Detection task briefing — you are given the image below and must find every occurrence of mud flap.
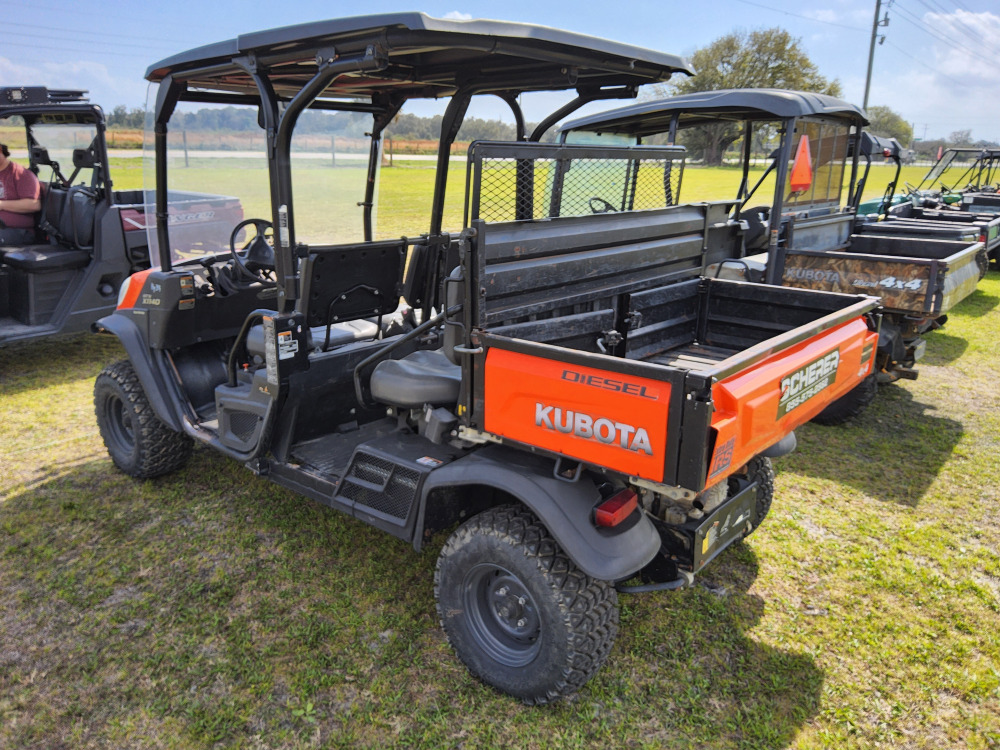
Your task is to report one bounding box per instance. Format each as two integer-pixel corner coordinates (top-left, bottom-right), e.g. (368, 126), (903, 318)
(417, 444), (661, 582)
(93, 312), (185, 432)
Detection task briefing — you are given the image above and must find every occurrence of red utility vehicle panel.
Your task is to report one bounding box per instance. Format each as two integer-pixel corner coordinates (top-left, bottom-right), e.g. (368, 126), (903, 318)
(706, 317), (879, 487)
(484, 349), (671, 482)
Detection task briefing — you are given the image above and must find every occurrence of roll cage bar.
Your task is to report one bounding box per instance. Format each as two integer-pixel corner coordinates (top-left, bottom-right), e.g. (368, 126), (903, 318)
(144, 13), (693, 313)
(915, 147), (1000, 193)
(560, 88), (869, 285)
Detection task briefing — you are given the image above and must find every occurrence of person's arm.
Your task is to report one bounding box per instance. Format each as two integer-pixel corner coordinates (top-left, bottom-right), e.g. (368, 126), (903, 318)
(0, 196), (42, 213)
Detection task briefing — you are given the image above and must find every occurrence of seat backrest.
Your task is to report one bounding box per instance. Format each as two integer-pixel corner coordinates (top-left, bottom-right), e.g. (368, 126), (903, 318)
(38, 185), (69, 241)
(297, 238), (407, 335)
(57, 186), (97, 250)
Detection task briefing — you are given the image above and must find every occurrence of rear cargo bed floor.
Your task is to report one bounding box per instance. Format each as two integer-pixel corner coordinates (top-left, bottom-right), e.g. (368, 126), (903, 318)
(646, 342), (738, 370)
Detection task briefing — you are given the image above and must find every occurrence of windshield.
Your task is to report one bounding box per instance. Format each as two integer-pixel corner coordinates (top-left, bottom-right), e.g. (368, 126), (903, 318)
(783, 118), (850, 210)
(31, 122), (101, 188)
(920, 149), (998, 191)
(291, 110), (374, 246)
(143, 93), (265, 267)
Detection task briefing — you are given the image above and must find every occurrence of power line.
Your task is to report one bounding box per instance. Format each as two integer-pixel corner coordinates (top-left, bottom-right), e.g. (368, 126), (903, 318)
(903, 0), (1000, 58)
(892, 4), (987, 59)
(6, 0), (205, 37)
(6, 27), (180, 52)
(912, 1), (1000, 60)
(0, 40), (152, 61)
(729, 0), (866, 31)
(882, 39), (967, 88)
(7, 20), (189, 47)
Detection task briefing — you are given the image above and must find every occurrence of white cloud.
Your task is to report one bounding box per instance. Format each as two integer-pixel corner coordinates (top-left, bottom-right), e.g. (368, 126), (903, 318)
(872, 9), (1000, 139)
(442, 11), (473, 21)
(806, 7), (870, 26)
(0, 56), (148, 110)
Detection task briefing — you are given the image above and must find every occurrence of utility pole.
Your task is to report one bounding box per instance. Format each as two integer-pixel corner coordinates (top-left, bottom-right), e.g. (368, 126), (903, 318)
(863, 0), (890, 110)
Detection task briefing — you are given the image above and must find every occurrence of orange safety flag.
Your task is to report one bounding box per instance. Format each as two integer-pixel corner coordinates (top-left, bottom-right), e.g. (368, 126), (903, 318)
(789, 135), (813, 193)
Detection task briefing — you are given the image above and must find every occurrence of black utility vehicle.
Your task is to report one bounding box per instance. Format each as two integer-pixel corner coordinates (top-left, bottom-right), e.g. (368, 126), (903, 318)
(0, 86), (242, 346)
(94, 16), (879, 702)
(561, 89), (984, 423)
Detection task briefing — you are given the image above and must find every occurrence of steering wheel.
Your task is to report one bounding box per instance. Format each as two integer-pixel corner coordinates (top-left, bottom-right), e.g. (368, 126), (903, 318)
(229, 218), (276, 286)
(589, 196), (618, 214)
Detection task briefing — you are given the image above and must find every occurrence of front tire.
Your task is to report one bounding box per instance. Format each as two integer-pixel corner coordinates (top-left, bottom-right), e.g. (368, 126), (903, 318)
(94, 359), (192, 478)
(435, 504), (618, 704)
(811, 373), (878, 425)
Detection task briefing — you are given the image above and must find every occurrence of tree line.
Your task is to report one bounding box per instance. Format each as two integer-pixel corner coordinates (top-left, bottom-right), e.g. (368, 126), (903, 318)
(105, 105), (533, 142)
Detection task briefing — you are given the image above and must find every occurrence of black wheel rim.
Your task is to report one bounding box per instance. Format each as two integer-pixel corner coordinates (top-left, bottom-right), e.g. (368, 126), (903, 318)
(462, 563), (541, 667)
(104, 393), (135, 455)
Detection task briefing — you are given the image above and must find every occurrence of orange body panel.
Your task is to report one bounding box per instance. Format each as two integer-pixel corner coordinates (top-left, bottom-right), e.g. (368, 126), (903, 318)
(484, 349), (671, 482)
(706, 318), (878, 487)
(117, 269), (154, 310)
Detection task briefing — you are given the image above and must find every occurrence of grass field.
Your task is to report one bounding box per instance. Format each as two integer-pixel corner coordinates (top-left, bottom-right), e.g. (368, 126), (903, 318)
(101, 155), (926, 241)
(1, 159), (999, 749)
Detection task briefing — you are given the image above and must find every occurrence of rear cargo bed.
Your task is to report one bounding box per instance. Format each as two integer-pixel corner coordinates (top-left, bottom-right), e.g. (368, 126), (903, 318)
(457, 142), (879, 492)
(780, 233), (983, 315)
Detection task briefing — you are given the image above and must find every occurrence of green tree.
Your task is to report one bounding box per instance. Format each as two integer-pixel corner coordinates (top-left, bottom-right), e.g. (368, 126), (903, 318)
(948, 129), (973, 147)
(661, 28), (842, 165)
(865, 105), (913, 146)
(107, 104), (145, 129)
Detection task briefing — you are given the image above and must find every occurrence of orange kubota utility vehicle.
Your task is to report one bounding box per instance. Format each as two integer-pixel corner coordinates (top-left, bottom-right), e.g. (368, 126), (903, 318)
(94, 14), (880, 703)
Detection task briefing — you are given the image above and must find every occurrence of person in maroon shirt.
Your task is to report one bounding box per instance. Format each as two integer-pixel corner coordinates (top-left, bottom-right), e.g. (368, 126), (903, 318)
(0, 143), (42, 245)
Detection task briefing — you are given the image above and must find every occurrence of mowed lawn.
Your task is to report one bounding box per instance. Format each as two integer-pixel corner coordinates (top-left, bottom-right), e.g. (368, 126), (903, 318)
(1, 158), (998, 749)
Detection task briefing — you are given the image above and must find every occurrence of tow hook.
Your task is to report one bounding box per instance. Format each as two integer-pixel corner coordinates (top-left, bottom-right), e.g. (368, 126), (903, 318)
(616, 570), (695, 593)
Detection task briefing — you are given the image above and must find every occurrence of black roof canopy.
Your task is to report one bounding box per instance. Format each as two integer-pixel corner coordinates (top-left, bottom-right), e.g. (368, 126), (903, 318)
(562, 88), (868, 136)
(145, 12), (693, 103)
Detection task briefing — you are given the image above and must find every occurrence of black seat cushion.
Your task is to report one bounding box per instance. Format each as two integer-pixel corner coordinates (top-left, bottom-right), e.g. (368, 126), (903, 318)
(245, 319), (380, 360)
(370, 349), (461, 408)
(3, 246), (91, 272)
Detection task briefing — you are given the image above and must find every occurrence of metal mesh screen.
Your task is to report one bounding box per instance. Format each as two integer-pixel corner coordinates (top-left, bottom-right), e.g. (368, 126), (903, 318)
(340, 453), (420, 520)
(467, 142), (685, 224)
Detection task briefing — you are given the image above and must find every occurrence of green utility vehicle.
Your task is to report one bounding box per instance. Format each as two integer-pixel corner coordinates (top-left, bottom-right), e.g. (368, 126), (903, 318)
(0, 86), (240, 346)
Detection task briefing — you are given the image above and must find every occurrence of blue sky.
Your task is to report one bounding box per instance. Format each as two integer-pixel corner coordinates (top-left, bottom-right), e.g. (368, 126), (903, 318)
(3, 0), (999, 141)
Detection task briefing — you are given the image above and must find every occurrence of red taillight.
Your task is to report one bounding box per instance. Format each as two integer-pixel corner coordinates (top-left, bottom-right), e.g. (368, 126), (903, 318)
(979, 233), (987, 243)
(594, 489), (638, 527)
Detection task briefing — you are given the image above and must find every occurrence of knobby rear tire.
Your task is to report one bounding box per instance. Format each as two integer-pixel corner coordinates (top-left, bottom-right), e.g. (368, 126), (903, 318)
(435, 504), (618, 704)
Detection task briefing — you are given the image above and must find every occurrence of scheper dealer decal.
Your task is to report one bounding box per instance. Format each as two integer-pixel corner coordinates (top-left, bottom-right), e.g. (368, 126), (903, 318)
(777, 349), (840, 417)
(484, 349), (671, 482)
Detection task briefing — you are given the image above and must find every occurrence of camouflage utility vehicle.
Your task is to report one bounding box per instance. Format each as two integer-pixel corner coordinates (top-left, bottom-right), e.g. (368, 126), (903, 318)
(562, 89), (984, 423)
